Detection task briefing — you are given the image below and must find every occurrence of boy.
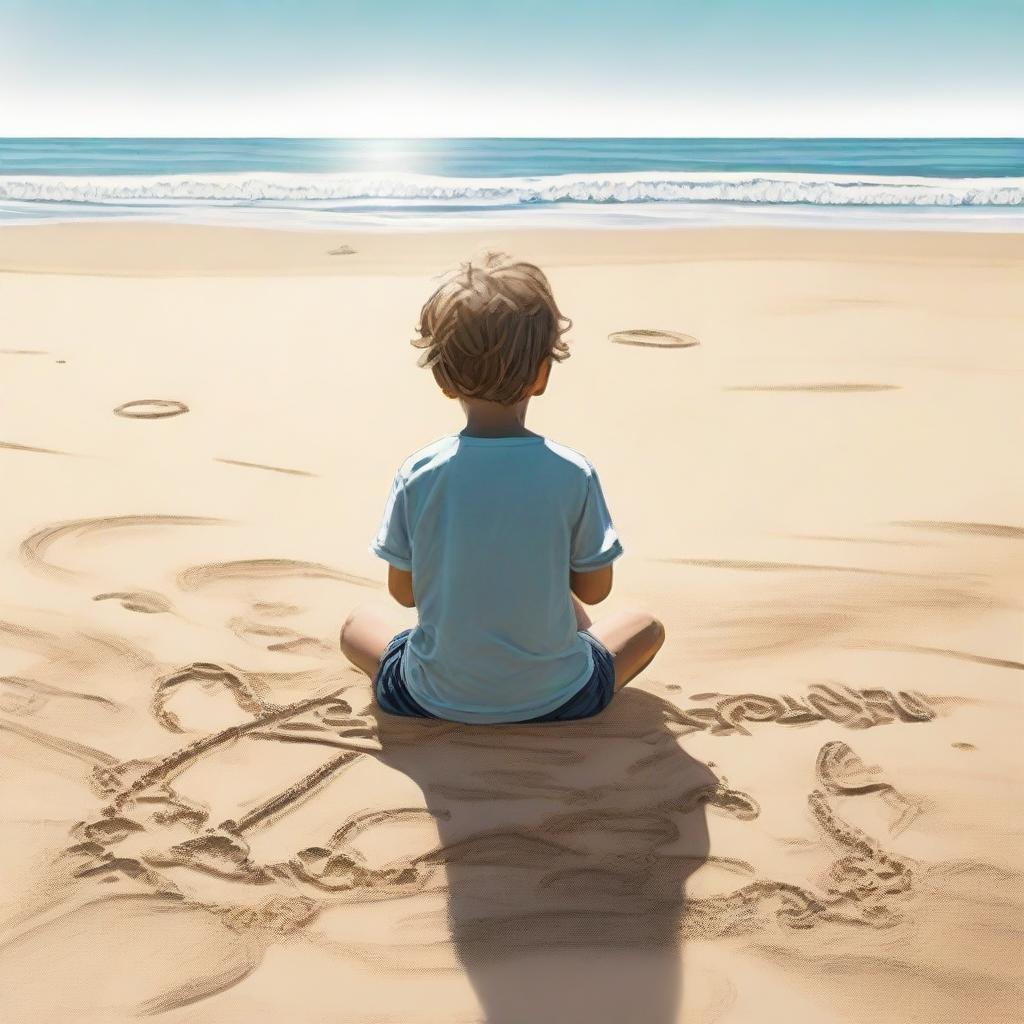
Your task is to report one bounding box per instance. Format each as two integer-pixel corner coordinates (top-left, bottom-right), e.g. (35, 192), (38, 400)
(340, 253), (665, 723)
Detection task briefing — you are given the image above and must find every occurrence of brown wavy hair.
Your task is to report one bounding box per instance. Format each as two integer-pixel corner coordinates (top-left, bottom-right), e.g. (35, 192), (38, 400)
(412, 252), (572, 405)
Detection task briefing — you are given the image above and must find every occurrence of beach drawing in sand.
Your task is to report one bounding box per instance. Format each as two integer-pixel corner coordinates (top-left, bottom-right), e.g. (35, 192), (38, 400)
(2, 2), (1023, 1022)
(2, 311), (1021, 1023)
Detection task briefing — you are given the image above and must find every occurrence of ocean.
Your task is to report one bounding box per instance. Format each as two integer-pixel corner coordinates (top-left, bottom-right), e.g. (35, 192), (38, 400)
(1, 138), (1022, 231)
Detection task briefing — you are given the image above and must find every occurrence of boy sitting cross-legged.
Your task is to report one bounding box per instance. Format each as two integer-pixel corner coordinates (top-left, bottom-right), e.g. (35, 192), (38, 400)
(340, 253), (665, 723)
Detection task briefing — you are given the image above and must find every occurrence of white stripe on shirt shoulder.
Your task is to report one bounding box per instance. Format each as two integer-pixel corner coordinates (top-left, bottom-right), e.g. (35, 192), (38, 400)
(542, 438), (595, 476)
(399, 434), (461, 480)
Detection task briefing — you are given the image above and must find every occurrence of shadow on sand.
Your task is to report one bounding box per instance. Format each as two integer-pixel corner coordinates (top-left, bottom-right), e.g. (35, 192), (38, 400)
(376, 688), (713, 1024)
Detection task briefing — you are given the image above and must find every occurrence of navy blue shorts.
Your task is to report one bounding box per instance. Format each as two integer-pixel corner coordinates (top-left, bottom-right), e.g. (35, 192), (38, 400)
(374, 629), (616, 723)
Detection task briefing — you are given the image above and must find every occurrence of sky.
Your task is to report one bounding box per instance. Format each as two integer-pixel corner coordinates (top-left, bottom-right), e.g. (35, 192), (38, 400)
(1, 0), (1022, 137)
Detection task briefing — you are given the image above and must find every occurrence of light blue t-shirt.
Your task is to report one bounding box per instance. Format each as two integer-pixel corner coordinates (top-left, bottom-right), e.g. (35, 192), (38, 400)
(370, 433), (623, 724)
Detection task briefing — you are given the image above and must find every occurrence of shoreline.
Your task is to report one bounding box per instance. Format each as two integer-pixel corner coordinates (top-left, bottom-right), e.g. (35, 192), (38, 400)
(3, 220), (1024, 276)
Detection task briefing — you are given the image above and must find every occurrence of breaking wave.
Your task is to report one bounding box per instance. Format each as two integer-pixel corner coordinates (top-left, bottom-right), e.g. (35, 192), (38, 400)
(2, 171), (1023, 208)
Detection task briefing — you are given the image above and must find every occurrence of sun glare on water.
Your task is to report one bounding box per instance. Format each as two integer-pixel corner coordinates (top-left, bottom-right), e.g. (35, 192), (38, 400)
(346, 138), (419, 174)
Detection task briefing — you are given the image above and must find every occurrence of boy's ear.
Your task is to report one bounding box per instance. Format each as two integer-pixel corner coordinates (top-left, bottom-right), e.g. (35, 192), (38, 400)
(432, 365), (460, 399)
(530, 358), (553, 397)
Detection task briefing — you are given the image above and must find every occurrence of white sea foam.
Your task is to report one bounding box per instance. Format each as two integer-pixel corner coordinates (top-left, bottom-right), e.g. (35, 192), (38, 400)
(1, 171), (1023, 207)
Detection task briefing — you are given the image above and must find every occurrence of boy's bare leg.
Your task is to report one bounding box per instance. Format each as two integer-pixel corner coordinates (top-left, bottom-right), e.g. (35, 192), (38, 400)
(345, 596), (662, 691)
(582, 609), (666, 691)
(339, 603), (409, 679)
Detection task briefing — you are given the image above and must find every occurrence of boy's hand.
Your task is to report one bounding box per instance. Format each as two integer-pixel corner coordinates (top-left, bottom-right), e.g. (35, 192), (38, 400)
(388, 566), (416, 608)
(570, 565), (613, 605)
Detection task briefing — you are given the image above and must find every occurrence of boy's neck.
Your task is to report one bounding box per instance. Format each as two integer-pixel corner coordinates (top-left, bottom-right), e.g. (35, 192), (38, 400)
(459, 396), (536, 439)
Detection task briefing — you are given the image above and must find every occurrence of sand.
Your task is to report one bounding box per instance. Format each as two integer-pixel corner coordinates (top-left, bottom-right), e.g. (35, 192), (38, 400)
(0, 222), (1021, 1023)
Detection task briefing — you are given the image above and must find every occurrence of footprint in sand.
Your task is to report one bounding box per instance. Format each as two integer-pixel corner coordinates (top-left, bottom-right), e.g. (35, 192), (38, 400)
(113, 399), (189, 419)
(327, 244), (357, 256)
(609, 329), (699, 349)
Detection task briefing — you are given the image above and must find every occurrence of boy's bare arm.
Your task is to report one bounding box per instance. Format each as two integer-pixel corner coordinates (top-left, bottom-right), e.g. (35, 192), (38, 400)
(388, 566), (416, 607)
(570, 565), (613, 605)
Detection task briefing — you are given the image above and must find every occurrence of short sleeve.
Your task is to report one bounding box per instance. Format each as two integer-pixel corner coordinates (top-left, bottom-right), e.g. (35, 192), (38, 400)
(570, 469), (624, 572)
(370, 471), (413, 571)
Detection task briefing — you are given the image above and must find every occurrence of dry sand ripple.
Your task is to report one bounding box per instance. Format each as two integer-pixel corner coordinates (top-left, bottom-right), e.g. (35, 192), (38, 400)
(725, 383), (899, 393)
(0, 439), (71, 456)
(177, 557), (380, 591)
(93, 590), (174, 614)
(893, 519), (1024, 541)
(215, 457), (317, 477)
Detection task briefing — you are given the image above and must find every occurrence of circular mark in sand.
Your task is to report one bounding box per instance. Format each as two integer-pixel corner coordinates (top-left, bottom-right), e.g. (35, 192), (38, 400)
(153, 661), (265, 732)
(609, 329), (699, 349)
(114, 399), (189, 419)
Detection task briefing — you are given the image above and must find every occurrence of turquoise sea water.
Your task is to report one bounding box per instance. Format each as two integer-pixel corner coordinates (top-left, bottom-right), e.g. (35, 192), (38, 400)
(1, 138), (1022, 230)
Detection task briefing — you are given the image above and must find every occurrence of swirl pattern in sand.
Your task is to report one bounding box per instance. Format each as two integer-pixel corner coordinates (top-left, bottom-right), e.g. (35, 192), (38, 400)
(1, 508), (1016, 1022)
(19, 514), (222, 578)
(664, 684), (936, 736)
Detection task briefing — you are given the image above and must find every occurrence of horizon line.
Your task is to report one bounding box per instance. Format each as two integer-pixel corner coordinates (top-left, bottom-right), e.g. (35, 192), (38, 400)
(2, 134), (1022, 141)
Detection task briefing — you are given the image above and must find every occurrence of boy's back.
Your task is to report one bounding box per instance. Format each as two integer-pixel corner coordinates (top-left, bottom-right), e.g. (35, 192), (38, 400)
(372, 432), (622, 723)
(340, 251), (665, 725)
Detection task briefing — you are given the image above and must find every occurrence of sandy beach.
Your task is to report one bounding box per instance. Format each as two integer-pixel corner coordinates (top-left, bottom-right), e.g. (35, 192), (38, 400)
(0, 222), (1021, 1023)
